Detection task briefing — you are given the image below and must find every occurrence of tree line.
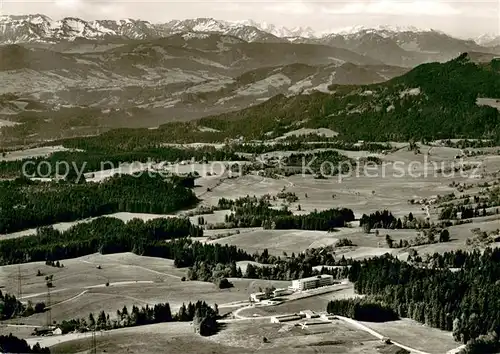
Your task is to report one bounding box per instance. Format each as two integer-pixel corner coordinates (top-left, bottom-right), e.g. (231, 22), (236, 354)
(0, 145), (243, 179)
(326, 298), (399, 322)
(187, 246), (352, 284)
(360, 210), (430, 232)
(283, 150), (352, 176)
(56, 301), (218, 337)
(0, 217), (252, 268)
(0, 173), (199, 234)
(264, 208), (355, 231)
(219, 195), (355, 231)
(0, 216), (204, 265)
(227, 140), (391, 155)
(341, 248), (500, 350)
(0, 335), (49, 354)
(0, 290), (46, 320)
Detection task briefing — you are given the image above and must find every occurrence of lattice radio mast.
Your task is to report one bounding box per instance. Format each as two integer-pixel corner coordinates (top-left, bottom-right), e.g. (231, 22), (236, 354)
(90, 325), (97, 354)
(14, 266), (23, 317)
(46, 286), (52, 329)
(17, 266), (22, 301)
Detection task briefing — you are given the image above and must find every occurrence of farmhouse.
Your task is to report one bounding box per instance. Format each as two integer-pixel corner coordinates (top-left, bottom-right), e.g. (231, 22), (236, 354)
(290, 275), (334, 291)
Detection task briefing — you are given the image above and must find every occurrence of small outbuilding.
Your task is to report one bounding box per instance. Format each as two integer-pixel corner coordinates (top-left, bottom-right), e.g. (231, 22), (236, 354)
(250, 292), (267, 302)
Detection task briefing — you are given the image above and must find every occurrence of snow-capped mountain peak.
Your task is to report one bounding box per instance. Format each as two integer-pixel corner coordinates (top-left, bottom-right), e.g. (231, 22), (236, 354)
(475, 33), (500, 47)
(326, 24), (437, 38)
(229, 19), (318, 38)
(160, 17), (284, 42)
(0, 14), (494, 49)
(0, 14), (161, 43)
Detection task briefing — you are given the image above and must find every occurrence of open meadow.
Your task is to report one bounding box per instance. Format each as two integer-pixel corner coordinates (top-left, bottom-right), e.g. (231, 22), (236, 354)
(0, 253), (298, 328)
(0, 141), (498, 354)
(359, 319), (459, 354)
(49, 319), (401, 354)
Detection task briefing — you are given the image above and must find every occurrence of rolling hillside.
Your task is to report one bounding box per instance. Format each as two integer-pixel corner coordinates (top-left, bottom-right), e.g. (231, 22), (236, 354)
(0, 35), (406, 144)
(192, 54), (500, 141)
(43, 54), (500, 151)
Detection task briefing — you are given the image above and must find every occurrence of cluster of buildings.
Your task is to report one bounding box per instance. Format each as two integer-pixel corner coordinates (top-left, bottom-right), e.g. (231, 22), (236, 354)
(249, 287), (292, 302)
(250, 275), (335, 303)
(270, 311), (337, 324)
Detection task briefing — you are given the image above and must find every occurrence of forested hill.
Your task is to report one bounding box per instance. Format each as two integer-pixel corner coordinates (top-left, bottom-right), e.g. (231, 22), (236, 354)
(44, 53), (500, 148)
(196, 53), (500, 142)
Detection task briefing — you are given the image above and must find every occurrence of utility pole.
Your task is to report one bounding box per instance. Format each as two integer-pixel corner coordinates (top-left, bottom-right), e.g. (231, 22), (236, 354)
(46, 286), (52, 329)
(17, 266), (22, 301)
(90, 325), (97, 354)
(14, 266), (23, 317)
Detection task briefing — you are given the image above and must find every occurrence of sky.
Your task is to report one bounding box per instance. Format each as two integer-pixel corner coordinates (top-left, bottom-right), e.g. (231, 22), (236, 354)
(1, 0), (499, 38)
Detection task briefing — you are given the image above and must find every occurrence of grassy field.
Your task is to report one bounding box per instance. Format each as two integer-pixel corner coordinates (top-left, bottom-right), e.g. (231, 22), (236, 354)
(50, 320), (399, 354)
(209, 215), (500, 261)
(196, 145), (500, 223)
(0, 146), (71, 161)
(360, 319), (459, 354)
(209, 227), (409, 259)
(209, 320), (395, 354)
(2, 253), (283, 327)
(209, 229), (340, 255)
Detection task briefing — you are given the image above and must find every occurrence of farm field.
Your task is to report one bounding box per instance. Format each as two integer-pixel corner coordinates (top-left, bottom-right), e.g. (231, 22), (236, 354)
(48, 320), (398, 354)
(208, 319), (404, 354)
(0, 146), (73, 161)
(208, 220), (500, 260)
(360, 319), (459, 354)
(0, 253), (197, 325)
(209, 229), (341, 255)
(196, 167), (454, 221)
(48, 320), (401, 354)
(0, 140), (498, 353)
(0, 253), (296, 328)
(196, 144), (500, 221)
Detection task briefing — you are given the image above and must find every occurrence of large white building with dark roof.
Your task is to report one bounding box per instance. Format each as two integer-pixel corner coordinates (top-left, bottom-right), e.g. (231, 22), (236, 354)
(290, 275), (334, 291)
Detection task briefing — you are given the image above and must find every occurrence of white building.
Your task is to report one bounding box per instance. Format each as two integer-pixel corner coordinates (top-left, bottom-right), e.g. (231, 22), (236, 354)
(291, 275), (334, 291)
(273, 288), (291, 297)
(299, 310), (319, 319)
(250, 292), (267, 302)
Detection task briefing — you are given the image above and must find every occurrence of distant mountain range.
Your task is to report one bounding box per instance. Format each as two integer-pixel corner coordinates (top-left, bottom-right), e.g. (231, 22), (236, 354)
(0, 14), (497, 47)
(0, 31), (408, 143)
(1, 14), (498, 69)
(0, 14), (499, 145)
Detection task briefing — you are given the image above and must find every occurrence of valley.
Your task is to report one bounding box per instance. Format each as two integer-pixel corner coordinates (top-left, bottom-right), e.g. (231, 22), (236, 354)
(0, 134), (499, 354)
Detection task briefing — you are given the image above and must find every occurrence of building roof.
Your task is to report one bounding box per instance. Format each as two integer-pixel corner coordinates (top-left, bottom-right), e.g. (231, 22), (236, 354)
(300, 310), (315, 315)
(294, 274), (333, 282)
